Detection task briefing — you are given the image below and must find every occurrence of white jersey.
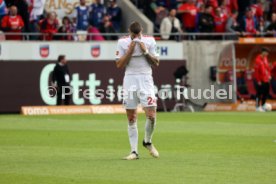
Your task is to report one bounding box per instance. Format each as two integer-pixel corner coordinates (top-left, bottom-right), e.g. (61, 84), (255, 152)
(115, 35), (159, 75)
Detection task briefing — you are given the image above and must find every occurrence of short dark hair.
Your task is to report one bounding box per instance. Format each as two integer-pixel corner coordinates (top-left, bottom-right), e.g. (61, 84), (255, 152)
(62, 16), (71, 24)
(261, 47), (270, 53)
(129, 21), (142, 34)
(169, 8), (176, 12)
(58, 55), (65, 62)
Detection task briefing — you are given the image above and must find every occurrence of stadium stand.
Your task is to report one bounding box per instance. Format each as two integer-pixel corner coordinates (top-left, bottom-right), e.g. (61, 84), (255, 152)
(0, 0), (275, 40)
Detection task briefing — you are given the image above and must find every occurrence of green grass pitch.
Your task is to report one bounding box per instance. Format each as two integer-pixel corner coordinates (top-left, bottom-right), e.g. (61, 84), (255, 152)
(0, 112), (276, 184)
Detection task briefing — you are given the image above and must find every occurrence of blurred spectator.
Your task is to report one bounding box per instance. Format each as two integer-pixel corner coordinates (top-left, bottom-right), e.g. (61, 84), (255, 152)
(177, 0), (198, 32)
(26, 0), (45, 22)
(220, 0), (231, 17)
(57, 16), (76, 41)
(148, 0), (167, 32)
(198, 5), (215, 33)
(225, 0), (238, 12)
(87, 25), (104, 41)
(1, 6), (24, 40)
(26, 0), (45, 40)
(266, 13), (276, 36)
(207, 0), (219, 9)
(251, 0), (263, 21)
(98, 15), (117, 40)
(90, 0), (106, 28)
(214, 7), (227, 33)
(39, 12), (59, 40)
(160, 8), (182, 40)
(5, 0), (29, 32)
(225, 10), (240, 34)
(195, 3), (205, 31)
(240, 8), (258, 36)
(107, 0), (122, 33)
(75, 0), (90, 31)
(0, 0), (8, 23)
(195, 0), (205, 9)
(258, 18), (266, 36)
(237, 0), (252, 22)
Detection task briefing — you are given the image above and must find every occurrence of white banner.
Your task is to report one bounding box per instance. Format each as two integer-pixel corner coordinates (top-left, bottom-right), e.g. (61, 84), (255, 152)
(0, 41), (183, 61)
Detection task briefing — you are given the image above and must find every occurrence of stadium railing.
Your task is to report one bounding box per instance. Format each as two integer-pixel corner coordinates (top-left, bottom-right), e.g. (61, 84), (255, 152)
(0, 32), (274, 41)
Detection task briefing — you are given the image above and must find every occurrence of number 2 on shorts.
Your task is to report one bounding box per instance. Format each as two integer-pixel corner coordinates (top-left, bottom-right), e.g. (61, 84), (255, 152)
(147, 97), (154, 105)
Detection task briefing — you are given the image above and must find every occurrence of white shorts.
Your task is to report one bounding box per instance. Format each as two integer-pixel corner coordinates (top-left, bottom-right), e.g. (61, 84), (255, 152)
(123, 74), (157, 109)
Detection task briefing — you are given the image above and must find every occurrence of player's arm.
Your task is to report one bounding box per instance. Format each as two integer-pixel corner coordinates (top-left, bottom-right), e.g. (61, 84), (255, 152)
(144, 51), (160, 67)
(139, 42), (160, 67)
(116, 41), (136, 69)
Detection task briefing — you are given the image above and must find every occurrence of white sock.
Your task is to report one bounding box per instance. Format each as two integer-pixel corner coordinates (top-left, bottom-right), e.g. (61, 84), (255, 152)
(144, 117), (156, 143)
(128, 122), (138, 153)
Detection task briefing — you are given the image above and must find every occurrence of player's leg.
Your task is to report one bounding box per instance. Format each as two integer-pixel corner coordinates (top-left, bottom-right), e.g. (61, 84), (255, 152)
(143, 106), (159, 158)
(144, 106), (156, 144)
(139, 75), (159, 158)
(123, 109), (139, 160)
(123, 75), (139, 160)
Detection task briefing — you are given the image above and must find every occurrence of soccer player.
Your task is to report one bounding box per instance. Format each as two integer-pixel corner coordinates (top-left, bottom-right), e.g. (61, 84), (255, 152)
(115, 21), (160, 160)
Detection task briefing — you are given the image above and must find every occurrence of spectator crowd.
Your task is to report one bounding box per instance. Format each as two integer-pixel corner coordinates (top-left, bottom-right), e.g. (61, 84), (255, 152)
(134, 0), (276, 40)
(1, 0), (276, 40)
(0, 0), (122, 41)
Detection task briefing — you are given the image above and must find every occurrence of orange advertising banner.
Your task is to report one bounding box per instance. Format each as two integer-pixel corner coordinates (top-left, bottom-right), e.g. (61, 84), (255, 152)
(204, 100), (276, 112)
(21, 105), (144, 115)
(239, 38), (276, 44)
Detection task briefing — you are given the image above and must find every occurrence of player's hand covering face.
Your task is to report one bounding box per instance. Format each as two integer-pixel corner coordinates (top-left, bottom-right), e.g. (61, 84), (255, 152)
(138, 42), (147, 53)
(128, 41), (136, 54)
